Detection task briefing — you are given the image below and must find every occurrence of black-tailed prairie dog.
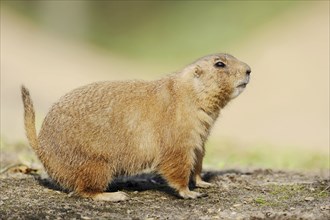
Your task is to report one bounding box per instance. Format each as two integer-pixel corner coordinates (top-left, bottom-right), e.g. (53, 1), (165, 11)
(21, 53), (251, 201)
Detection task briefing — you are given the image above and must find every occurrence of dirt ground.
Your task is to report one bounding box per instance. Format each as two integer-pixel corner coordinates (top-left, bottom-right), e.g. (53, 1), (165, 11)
(0, 166), (329, 220)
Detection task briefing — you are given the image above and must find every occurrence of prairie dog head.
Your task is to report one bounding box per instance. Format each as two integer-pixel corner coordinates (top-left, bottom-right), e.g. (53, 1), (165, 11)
(181, 53), (251, 100)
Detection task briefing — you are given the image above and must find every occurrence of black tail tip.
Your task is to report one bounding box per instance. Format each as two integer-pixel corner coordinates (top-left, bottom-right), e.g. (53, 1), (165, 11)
(21, 85), (30, 96)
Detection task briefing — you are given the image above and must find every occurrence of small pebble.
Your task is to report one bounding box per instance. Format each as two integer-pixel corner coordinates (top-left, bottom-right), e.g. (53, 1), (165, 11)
(320, 205), (330, 211)
(68, 192), (75, 197)
(304, 197), (315, 201)
(246, 198), (254, 203)
(309, 187), (315, 192)
(265, 212), (273, 217)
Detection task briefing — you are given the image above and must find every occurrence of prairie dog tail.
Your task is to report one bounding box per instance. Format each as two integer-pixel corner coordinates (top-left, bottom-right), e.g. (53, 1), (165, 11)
(21, 85), (40, 154)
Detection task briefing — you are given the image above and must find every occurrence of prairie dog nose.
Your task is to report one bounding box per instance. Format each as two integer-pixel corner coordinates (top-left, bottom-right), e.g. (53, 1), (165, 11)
(246, 69), (251, 76)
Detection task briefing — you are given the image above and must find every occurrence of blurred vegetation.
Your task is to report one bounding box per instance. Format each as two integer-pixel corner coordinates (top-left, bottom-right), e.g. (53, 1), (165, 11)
(1, 137), (328, 171)
(3, 0), (300, 64)
(0, 138), (39, 169)
(204, 139), (329, 171)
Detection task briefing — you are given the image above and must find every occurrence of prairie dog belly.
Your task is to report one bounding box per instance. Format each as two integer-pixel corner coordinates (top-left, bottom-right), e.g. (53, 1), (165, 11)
(38, 81), (172, 176)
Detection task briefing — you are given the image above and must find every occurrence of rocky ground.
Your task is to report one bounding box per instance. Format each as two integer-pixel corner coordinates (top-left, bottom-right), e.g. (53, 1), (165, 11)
(0, 166), (329, 220)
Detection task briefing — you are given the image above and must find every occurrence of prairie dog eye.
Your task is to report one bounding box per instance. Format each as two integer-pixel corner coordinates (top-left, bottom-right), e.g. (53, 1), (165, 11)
(214, 61), (226, 68)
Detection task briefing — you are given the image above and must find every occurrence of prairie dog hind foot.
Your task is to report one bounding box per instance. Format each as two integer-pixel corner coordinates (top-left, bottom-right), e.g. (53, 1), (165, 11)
(91, 192), (129, 202)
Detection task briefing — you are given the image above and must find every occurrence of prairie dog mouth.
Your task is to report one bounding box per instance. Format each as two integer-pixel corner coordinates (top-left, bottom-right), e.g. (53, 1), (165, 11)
(237, 75), (250, 89)
(237, 82), (248, 89)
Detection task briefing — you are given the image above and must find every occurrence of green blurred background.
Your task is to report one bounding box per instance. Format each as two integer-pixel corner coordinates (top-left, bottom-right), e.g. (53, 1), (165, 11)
(3, 0), (298, 63)
(1, 1), (329, 171)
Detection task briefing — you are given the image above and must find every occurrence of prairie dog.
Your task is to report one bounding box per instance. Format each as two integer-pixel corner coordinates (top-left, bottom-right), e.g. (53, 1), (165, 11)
(21, 53), (251, 201)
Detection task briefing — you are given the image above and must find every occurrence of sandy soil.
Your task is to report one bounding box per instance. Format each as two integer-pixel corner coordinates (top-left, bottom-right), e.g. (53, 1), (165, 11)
(0, 166), (329, 220)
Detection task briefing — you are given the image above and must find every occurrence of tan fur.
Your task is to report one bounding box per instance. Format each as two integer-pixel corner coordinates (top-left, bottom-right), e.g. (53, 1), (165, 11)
(21, 53), (251, 201)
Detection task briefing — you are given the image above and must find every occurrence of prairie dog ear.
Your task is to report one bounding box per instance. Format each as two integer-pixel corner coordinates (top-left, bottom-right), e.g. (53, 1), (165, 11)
(181, 64), (203, 79)
(193, 65), (203, 78)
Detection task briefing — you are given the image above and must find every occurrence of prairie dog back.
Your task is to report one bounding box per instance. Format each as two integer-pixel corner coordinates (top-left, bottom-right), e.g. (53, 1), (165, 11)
(22, 53), (251, 201)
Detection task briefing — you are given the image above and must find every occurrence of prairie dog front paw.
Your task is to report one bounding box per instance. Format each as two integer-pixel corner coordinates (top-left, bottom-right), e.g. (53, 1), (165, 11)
(196, 179), (214, 188)
(179, 189), (206, 199)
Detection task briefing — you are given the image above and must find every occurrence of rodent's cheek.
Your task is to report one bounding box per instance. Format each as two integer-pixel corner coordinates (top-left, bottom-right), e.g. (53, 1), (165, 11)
(230, 88), (243, 99)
